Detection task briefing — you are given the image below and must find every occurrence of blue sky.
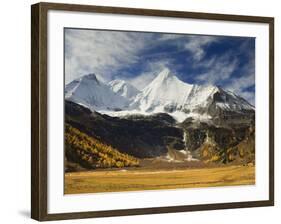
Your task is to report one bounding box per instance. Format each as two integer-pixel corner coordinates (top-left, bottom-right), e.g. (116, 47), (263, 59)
(65, 28), (255, 105)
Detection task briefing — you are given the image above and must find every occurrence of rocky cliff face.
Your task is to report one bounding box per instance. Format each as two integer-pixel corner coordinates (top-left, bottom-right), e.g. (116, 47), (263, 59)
(65, 100), (255, 165)
(180, 116), (255, 164)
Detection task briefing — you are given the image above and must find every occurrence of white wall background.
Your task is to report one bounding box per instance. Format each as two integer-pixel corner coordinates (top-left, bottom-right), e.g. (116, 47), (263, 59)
(0, 0), (279, 223)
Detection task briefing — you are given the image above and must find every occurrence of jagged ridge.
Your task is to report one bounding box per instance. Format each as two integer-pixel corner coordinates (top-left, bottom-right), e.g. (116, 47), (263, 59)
(65, 68), (254, 122)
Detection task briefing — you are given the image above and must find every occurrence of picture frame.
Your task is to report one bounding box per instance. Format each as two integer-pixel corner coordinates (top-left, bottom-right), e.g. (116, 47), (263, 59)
(31, 2), (274, 221)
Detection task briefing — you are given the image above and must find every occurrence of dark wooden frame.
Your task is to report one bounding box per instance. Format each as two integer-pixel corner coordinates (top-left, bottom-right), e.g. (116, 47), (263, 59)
(31, 2), (274, 221)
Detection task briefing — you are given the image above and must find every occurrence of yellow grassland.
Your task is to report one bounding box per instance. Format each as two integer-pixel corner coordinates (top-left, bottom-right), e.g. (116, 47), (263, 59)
(65, 165), (255, 194)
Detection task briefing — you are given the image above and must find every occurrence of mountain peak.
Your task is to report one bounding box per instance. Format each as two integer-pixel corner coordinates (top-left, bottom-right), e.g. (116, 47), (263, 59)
(156, 68), (173, 80)
(83, 73), (99, 83)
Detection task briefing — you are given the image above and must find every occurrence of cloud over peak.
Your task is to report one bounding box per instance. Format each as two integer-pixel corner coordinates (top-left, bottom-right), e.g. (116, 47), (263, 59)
(65, 28), (255, 104)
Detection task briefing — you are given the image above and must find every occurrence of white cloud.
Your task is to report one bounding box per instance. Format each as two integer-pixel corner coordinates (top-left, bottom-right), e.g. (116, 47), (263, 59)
(194, 50), (255, 105)
(225, 56), (255, 105)
(158, 34), (219, 62)
(65, 29), (255, 104)
(226, 73), (255, 105)
(65, 29), (153, 84)
(226, 74), (255, 93)
(195, 54), (238, 84)
(65, 30), (220, 85)
(157, 33), (183, 41)
(184, 36), (218, 61)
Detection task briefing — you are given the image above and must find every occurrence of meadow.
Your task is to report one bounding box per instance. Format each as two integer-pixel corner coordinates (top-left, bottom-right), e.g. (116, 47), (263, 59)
(65, 165), (255, 194)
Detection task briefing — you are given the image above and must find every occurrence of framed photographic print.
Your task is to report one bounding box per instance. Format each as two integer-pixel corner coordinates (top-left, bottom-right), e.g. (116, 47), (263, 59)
(31, 2), (274, 221)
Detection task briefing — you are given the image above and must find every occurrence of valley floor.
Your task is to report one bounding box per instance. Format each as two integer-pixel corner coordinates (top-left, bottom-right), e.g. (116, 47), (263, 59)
(64, 165), (255, 194)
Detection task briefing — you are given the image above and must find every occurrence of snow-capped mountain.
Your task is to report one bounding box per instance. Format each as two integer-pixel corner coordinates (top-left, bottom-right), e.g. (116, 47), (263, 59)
(65, 69), (254, 122)
(65, 73), (129, 110)
(130, 68), (254, 115)
(108, 79), (140, 99)
(130, 68), (193, 112)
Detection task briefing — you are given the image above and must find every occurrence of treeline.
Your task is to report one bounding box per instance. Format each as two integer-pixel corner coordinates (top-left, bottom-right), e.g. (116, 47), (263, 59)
(65, 124), (139, 171)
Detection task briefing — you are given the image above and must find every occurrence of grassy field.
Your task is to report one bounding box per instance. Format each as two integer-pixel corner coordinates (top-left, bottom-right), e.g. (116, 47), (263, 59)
(64, 165), (255, 194)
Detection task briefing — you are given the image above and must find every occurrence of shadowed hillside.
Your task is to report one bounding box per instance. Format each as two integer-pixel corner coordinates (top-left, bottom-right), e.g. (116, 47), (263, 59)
(65, 124), (139, 172)
(65, 100), (185, 158)
(65, 100), (255, 165)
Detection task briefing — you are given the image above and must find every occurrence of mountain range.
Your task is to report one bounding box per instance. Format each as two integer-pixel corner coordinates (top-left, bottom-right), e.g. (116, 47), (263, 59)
(65, 68), (254, 122)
